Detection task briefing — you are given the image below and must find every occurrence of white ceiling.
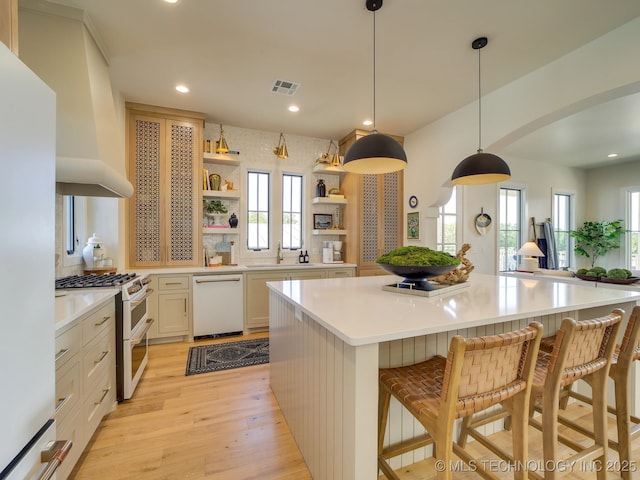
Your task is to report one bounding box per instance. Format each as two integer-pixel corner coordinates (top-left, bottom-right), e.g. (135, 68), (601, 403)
(37, 0), (640, 168)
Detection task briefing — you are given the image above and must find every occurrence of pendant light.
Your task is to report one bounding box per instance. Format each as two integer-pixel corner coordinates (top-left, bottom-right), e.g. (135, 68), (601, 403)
(451, 37), (510, 185)
(215, 124), (229, 154)
(342, 0), (407, 175)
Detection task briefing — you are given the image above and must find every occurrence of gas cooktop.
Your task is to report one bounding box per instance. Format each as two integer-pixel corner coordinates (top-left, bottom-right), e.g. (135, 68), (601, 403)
(55, 273), (138, 289)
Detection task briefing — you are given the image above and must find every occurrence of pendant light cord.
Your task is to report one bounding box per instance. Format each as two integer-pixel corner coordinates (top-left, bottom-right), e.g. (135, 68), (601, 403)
(372, 9), (377, 132)
(477, 45), (482, 151)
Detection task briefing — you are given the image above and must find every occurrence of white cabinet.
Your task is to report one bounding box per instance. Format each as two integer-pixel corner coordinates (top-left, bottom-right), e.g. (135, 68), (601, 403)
(147, 274), (192, 342)
(54, 297), (116, 480)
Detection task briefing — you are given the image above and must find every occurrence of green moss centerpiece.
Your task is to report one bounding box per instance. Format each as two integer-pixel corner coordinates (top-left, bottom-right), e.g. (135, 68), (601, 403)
(376, 246), (461, 289)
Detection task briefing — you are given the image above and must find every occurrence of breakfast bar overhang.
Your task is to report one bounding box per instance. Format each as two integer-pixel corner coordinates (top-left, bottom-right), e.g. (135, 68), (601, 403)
(267, 273), (640, 480)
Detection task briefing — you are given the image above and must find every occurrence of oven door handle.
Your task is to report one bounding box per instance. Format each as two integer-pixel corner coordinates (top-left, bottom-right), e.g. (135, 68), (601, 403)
(130, 318), (154, 346)
(129, 288), (154, 308)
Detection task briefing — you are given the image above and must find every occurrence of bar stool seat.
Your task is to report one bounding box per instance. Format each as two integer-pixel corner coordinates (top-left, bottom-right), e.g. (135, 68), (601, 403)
(378, 322), (543, 480)
(458, 309), (624, 480)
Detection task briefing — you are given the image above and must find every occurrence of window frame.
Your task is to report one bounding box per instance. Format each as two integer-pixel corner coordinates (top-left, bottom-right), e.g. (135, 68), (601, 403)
(436, 186), (459, 255)
(551, 189), (575, 269)
(61, 195), (86, 267)
(623, 187), (640, 273)
(246, 170), (271, 251)
(282, 173), (303, 250)
(498, 186), (525, 272)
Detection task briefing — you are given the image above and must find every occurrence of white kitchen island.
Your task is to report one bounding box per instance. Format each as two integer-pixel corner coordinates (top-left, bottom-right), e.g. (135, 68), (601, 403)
(267, 273), (640, 480)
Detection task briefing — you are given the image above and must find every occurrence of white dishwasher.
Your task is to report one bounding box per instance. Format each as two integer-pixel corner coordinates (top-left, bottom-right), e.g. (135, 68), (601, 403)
(192, 274), (244, 338)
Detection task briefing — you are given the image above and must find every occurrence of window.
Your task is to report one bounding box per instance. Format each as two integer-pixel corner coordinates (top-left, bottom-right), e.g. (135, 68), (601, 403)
(498, 187), (523, 271)
(552, 192), (574, 269)
(436, 186), (457, 255)
(626, 189), (640, 271)
(247, 171), (270, 250)
(282, 174), (302, 249)
(65, 196), (77, 254)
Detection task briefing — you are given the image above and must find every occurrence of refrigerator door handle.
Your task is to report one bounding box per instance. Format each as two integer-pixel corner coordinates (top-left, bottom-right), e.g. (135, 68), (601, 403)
(39, 440), (73, 480)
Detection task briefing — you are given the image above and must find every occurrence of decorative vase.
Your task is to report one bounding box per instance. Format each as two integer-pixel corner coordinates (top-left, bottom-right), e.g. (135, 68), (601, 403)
(229, 213), (238, 228)
(316, 179), (326, 197)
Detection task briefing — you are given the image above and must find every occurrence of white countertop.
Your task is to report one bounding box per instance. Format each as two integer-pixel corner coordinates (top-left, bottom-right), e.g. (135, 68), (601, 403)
(126, 263), (356, 276)
(55, 289), (118, 331)
(267, 273), (640, 346)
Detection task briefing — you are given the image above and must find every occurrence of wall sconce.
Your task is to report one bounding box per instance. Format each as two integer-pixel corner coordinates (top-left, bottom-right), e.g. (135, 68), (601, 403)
(216, 125), (229, 154)
(273, 133), (289, 159)
(316, 140), (339, 165)
(517, 241), (545, 272)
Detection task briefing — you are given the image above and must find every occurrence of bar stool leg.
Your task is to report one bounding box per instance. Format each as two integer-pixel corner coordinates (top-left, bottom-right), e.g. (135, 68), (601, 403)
(591, 370), (609, 480)
(541, 387), (560, 480)
(613, 371), (633, 480)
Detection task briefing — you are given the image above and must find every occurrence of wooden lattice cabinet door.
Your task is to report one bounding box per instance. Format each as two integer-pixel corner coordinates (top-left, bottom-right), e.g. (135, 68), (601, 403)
(126, 104), (204, 268)
(339, 130), (404, 276)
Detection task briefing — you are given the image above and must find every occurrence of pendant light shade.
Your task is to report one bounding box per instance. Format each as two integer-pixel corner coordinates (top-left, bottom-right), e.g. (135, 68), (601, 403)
(343, 0), (407, 175)
(343, 131), (407, 174)
(451, 37), (510, 185)
(451, 150), (511, 185)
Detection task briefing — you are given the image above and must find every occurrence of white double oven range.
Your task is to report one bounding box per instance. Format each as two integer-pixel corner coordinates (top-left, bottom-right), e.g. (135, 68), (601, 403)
(55, 273), (154, 401)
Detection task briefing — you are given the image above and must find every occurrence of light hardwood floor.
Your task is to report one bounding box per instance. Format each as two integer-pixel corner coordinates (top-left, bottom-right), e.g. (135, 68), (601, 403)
(70, 335), (639, 480)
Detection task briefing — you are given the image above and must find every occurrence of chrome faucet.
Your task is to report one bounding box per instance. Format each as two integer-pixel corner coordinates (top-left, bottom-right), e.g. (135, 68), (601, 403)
(277, 242), (283, 264)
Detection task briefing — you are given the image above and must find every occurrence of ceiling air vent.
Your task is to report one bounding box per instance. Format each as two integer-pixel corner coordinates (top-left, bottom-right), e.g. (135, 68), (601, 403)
(271, 80), (299, 96)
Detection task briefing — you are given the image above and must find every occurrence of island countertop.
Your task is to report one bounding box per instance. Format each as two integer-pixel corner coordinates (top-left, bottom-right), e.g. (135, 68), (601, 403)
(267, 273), (640, 346)
(268, 272), (640, 479)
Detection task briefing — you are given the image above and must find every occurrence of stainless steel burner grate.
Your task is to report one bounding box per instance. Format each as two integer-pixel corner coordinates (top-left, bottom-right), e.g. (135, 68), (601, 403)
(55, 273), (137, 289)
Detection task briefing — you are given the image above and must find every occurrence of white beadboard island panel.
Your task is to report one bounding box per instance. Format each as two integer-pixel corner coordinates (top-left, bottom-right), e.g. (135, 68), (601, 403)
(268, 274), (640, 479)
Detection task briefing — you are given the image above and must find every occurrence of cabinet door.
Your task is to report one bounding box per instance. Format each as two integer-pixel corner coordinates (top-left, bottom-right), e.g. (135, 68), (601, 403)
(128, 113), (164, 267)
(244, 272), (288, 330)
(164, 119), (201, 267)
(158, 293), (190, 335)
(127, 107), (202, 267)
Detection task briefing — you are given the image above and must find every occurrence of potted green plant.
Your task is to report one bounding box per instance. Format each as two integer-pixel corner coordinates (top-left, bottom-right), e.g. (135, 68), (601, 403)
(569, 220), (626, 268)
(204, 200), (228, 215)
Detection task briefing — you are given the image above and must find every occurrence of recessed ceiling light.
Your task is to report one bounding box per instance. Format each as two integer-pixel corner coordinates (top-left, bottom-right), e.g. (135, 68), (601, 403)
(362, 119), (373, 126)
(165, 0), (178, 4)
(288, 105), (299, 112)
(607, 153), (619, 158)
(175, 85), (189, 93)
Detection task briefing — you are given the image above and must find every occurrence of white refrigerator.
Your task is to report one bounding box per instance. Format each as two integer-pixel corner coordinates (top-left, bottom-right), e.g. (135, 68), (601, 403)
(0, 42), (61, 478)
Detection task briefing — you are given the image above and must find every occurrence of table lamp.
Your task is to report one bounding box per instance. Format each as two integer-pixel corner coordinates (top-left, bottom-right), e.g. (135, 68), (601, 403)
(517, 241), (545, 272)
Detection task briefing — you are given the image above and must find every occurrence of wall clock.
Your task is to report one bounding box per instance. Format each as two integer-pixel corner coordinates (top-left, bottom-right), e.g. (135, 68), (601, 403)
(408, 195), (418, 209)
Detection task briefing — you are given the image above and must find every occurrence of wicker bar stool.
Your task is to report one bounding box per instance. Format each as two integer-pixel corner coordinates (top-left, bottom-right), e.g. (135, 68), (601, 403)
(458, 309), (623, 480)
(538, 306), (640, 480)
(378, 322), (543, 480)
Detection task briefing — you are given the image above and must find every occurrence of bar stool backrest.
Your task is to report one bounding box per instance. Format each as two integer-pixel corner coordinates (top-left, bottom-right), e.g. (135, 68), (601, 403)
(545, 309), (624, 390)
(441, 323), (542, 419)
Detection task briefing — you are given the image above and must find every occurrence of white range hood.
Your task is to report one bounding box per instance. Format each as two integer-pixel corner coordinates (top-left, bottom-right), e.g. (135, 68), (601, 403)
(56, 156), (134, 198)
(20, 1), (133, 198)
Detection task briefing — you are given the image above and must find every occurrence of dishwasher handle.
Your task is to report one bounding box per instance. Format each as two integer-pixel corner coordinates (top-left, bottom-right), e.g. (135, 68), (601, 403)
(195, 277), (241, 284)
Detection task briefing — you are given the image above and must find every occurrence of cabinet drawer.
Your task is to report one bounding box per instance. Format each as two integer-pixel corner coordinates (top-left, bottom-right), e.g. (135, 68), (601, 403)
(55, 323), (80, 370)
(55, 408), (83, 480)
(82, 329), (114, 392)
(158, 276), (189, 290)
(55, 358), (80, 423)
(85, 377), (115, 437)
(82, 301), (115, 347)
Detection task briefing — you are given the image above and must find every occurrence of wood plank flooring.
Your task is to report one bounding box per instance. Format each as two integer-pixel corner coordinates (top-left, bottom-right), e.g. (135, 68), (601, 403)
(69, 334), (311, 480)
(70, 335), (639, 479)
